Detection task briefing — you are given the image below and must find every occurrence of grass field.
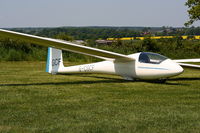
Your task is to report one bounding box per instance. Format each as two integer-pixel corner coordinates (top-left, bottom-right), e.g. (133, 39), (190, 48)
(0, 61), (200, 133)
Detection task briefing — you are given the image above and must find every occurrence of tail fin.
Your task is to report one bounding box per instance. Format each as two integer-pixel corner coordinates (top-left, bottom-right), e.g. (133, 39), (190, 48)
(46, 47), (64, 74)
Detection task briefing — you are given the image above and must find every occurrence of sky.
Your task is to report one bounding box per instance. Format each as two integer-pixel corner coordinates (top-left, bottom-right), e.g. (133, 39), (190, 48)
(0, 0), (199, 28)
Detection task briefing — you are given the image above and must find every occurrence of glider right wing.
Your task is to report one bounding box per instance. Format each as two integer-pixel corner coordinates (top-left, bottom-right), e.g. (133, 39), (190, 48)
(0, 29), (134, 62)
(173, 59), (200, 69)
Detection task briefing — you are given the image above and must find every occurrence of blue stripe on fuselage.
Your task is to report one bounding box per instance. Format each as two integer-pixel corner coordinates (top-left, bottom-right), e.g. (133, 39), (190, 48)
(138, 66), (168, 70)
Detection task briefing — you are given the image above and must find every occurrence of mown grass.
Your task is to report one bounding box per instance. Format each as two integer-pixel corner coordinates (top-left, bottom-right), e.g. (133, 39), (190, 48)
(0, 61), (200, 133)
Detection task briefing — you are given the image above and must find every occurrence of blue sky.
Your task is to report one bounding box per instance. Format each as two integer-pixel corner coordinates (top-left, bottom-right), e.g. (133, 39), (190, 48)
(0, 0), (199, 28)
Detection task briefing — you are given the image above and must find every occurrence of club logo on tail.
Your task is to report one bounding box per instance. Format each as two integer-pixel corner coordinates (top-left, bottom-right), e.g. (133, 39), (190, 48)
(52, 58), (61, 66)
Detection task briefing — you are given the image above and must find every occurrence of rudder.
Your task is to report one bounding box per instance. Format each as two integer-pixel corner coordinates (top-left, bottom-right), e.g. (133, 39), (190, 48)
(46, 47), (64, 74)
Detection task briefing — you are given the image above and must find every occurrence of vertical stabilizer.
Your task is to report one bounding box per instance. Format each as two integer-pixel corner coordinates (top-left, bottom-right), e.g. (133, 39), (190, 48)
(46, 47), (64, 74)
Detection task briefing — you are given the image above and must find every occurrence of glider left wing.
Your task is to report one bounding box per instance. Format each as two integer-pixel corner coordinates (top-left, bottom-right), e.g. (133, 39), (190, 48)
(0, 29), (134, 62)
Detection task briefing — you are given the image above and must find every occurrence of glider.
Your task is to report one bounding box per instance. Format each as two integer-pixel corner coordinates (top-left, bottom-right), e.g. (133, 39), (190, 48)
(0, 29), (199, 81)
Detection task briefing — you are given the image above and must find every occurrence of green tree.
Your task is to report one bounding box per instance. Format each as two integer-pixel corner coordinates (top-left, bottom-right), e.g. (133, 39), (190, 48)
(54, 32), (74, 41)
(185, 0), (200, 26)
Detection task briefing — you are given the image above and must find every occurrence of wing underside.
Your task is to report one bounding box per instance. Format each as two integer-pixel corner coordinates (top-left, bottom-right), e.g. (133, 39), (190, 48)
(0, 29), (134, 62)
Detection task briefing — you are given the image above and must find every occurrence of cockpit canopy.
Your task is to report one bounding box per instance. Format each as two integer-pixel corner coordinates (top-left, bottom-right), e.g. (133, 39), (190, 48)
(139, 52), (168, 64)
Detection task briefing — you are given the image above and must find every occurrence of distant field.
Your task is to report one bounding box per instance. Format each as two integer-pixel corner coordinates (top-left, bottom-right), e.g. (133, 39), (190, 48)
(0, 62), (200, 133)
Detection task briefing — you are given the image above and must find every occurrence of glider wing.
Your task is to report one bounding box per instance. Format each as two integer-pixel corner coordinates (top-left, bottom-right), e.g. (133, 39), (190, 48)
(0, 29), (134, 62)
(173, 59), (200, 69)
(173, 59), (200, 63)
(178, 63), (200, 69)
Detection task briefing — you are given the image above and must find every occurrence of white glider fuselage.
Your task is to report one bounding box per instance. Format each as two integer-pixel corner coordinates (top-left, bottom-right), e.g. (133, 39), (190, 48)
(57, 52), (184, 80)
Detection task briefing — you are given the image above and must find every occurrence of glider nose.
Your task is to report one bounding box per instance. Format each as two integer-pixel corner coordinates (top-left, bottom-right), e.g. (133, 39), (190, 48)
(164, 59), (184, 76)
(175, 64), (184, 75)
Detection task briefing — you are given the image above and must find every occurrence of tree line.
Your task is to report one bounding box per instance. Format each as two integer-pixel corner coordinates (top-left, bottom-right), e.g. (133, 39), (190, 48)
(10, 26), (200, 40)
